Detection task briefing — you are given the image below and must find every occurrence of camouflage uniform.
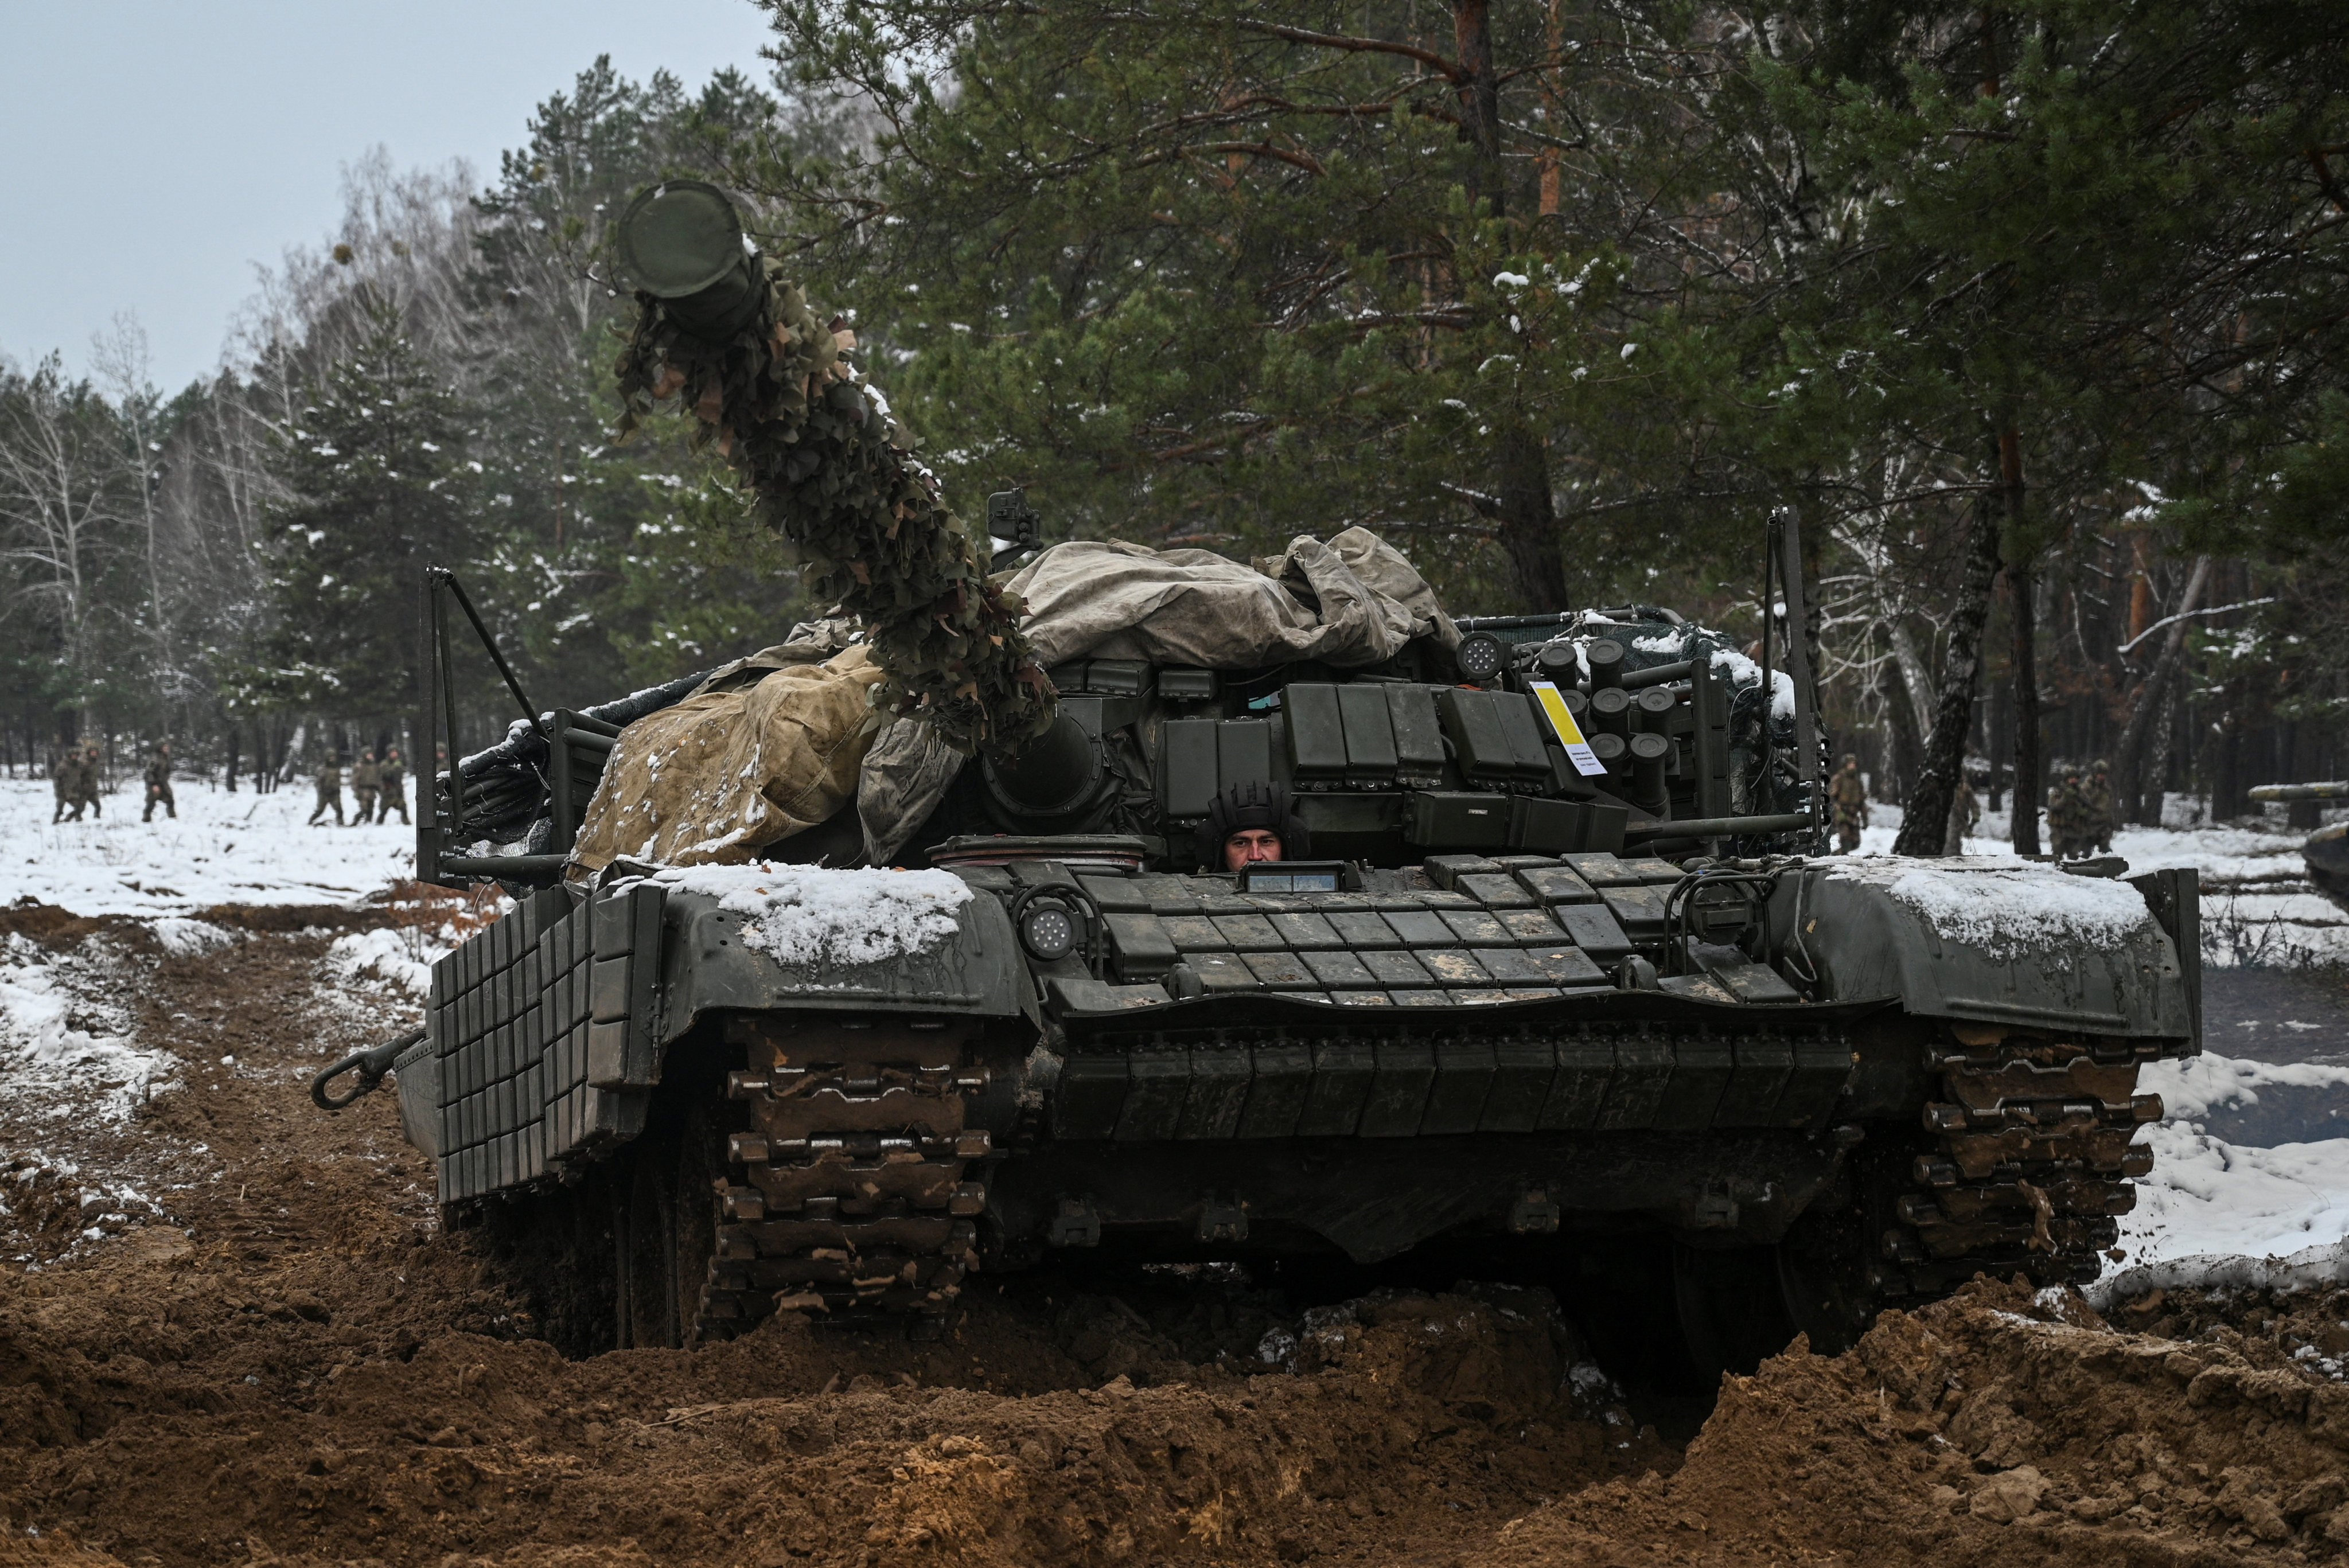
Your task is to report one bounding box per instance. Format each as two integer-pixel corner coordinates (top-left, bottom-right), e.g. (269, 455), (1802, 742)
(2047, 768), (2085, 859)
(76, 747), (103, 820)
(350, 752), (382, 826)
(50, 751), (74, 822)
(142, 746), (176, 821)
(2082, 761), (2116, 854)
(377, 750), (410, 825)
(308, 759), (345, 826)
(1944, 775), (1980, 856)
(1828, 756), (1868, 853)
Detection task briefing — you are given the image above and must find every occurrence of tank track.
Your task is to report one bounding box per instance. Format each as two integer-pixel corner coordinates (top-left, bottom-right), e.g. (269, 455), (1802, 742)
(692, 1017), (989, 1339)
(1886, 1029), (2165, 1291)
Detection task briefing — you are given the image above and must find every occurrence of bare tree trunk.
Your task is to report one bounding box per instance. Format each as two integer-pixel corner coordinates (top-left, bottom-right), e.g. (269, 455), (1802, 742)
(92, 317), (173, 703)
(1452, 0), (1503, 216)
(2147, 679), (2184, 828)
(1892, 496), (2003, 857)
(1446, 0), (1562, 611)
(2113, 555), (2211, 823)
(1996, 426), (2043, 855)
(1495, 426), (1567, 609)
(1887, 621), (1939, 743)
(2011, 563), (2043, 854)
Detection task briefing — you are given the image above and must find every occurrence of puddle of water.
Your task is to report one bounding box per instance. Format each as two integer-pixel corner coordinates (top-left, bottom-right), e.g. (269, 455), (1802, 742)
(2187, 968), (2349, 1144)
(2204, 968), (2349, 1068)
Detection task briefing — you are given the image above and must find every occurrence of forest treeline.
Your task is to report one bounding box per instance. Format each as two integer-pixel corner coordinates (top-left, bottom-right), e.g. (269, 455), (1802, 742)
(3, 1), (2346, 848)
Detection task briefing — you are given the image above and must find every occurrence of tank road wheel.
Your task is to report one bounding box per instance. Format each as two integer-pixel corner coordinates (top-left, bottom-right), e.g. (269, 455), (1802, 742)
(1773, 1141), (1919, 1356)
(672, 1105), (724, 1347)
(689, 1017), (991, 1340)
(610, 1110), (726, 1351)
(620, 1141), (681, 1349)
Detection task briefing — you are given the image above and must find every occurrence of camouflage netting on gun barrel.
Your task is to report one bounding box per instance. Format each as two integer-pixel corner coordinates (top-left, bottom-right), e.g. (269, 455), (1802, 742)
(613, 260), (1055, 755)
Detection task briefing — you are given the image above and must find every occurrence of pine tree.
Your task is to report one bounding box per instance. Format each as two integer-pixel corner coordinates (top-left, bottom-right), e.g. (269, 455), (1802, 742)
(248, 296), (472, 716)
(751, 1), (1725, 613)
(462, 58), (807, 694)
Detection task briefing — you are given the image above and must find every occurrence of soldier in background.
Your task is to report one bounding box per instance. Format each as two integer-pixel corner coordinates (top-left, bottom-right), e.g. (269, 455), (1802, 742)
(76, 744), (104, 819)
(350, 750), (382, 825)
(1829, 754), (1868, 853)
(142, 741), (177, 821)
(50, 747), (75, 822)
(2084, 758), (2117, 853)
(2047, 763), (2085, 859)
(308, 755), (345, 826)
(377, 747), (410, 825)
(1944, 770), (1980, 856)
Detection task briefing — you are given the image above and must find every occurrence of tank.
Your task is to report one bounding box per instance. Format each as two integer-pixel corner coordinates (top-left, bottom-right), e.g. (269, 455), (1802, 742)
(2247, 782), (2349, 904)
(316, 588), (2199, 1365)
(307, 182), (2199, 1367)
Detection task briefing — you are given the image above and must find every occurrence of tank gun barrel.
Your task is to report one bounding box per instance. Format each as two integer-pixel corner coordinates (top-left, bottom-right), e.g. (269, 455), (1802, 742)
(612, 180), (1055, 755)
(2248, 782), (2349, 802)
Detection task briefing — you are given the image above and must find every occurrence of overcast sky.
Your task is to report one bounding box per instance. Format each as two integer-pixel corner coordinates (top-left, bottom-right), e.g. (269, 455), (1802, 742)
(0, 1), (780, 393)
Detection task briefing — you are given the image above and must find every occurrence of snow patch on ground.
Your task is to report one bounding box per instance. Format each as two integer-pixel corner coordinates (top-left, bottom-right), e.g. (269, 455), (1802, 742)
(652, 862), (973, 966)
(2102, 1051), (2349, 1284)
(2116, 1120), (2349, 1275)
(0, 934), (174, 1122)
(0, 776), (415, 915)
(152, 917), (238, 958)
(322, 926), (447, 1000)
(2142, 1051), (2349, 1122)
(2090, 1235), (2349, 1308)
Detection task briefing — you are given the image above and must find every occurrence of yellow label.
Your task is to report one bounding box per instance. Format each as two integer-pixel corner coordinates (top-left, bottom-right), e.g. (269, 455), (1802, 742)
(1528, 680), (1609, 778)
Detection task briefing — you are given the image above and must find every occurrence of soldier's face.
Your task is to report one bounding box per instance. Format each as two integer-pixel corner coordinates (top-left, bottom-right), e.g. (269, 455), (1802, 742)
(1224, 829), (1283, 872)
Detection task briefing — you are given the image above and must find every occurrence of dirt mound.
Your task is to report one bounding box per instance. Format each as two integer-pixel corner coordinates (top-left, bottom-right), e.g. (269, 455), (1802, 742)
(1470, 1276), (2349, 1565)
(1, 1248), (1629, 1565)
(6, 917), (2348, 1566)
(0, 901), (155, 952)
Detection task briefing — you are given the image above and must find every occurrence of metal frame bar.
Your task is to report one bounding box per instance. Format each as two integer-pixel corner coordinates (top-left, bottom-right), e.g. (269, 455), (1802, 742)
(430, 567), (545, 740)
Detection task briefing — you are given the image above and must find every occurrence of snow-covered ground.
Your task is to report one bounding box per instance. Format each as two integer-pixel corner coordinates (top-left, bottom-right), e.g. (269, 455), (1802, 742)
(0, 771), (458, 1265)
(2124, 1053), (2349, 1272)
(0, 929), (177, 1123)
(0, 774), (416, 915)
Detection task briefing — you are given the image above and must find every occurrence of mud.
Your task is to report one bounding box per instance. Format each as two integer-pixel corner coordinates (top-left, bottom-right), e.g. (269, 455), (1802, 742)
(5, 910), (2349, 1566)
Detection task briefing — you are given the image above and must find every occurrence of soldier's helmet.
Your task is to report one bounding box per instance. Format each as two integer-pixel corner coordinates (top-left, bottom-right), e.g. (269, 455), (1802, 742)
(1840, 753), (1857, 768)
(2092, 758), (2109, 773)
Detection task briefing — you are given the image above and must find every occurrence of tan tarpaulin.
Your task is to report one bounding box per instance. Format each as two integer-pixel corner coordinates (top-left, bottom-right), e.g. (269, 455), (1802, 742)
(850, 527), (1458, 858)
(567, 645), (886, 875)
(1003, 526), (1459, 669)
(573, 527), (1455, 871)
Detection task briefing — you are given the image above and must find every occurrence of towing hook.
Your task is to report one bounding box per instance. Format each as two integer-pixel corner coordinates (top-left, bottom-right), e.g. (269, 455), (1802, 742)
(311, 1027), (427, 1111)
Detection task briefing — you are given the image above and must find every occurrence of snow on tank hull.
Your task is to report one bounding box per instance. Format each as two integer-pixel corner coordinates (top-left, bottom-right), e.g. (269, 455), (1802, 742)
(398, 848), (2198, 1353)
